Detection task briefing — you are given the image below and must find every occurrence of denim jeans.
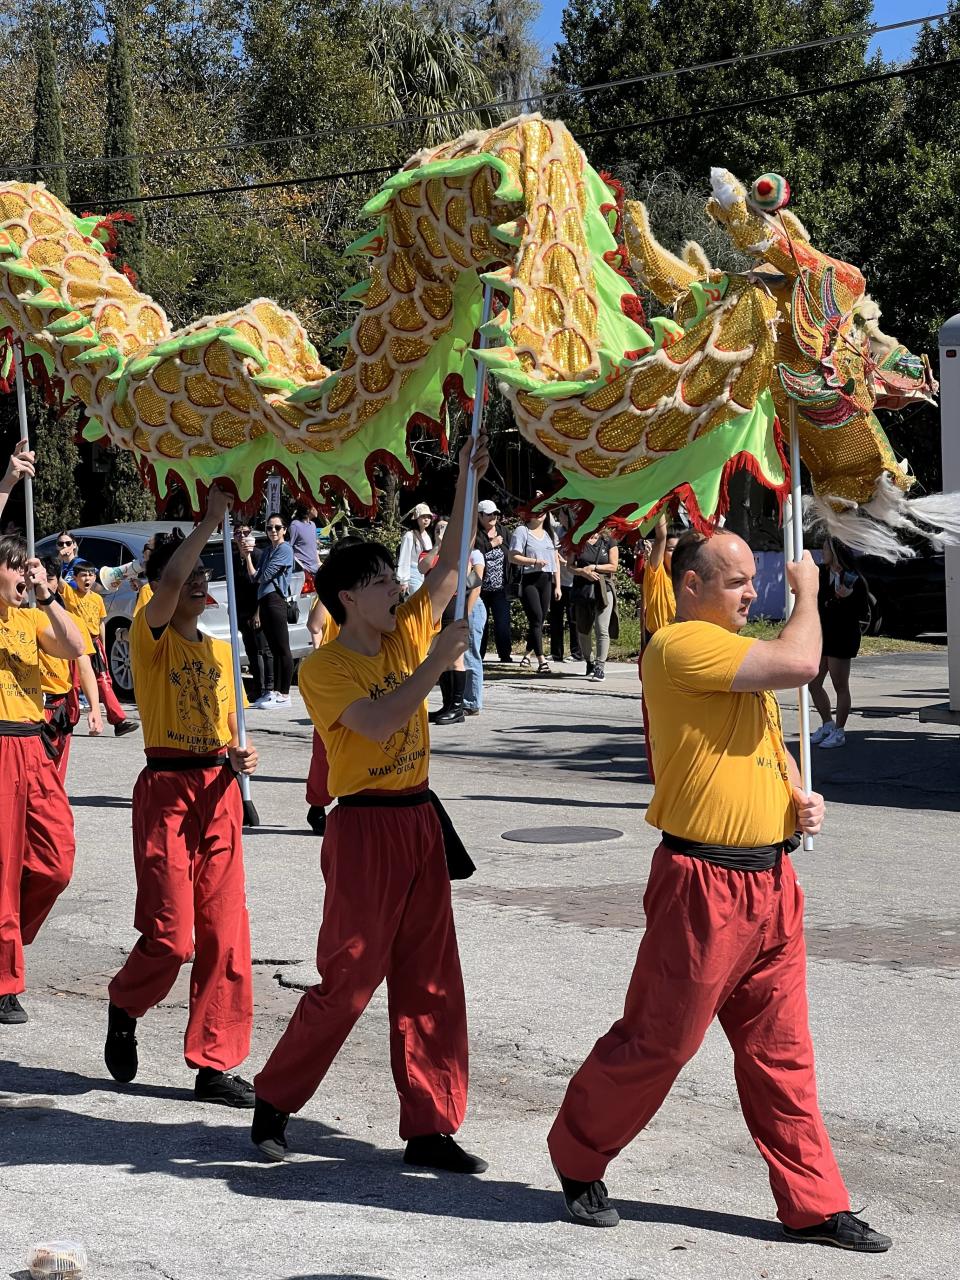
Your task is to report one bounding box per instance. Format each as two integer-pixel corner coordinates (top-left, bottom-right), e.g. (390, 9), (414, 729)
(464, 598), (487, 711)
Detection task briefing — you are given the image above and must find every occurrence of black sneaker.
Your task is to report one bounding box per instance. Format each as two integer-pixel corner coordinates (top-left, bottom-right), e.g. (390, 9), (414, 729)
(0, 993), (28, 1024)
(194, 1068), (256, 1108)
(585, 661), (595, 678)
(783, 1210), (892, 1252)
(114, 719), (140, 737)
(251, 1097), (290, 1161)
(104, 1002), (138, 1081)
(403, 1133), (488, 1174)
(555, 1168), (620, 1227)
(306, 805), (326, 836)
(591, 661), (605, 682)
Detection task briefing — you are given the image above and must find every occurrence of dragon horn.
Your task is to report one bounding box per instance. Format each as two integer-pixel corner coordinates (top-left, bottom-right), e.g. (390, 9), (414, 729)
(623, 200), (701, 305)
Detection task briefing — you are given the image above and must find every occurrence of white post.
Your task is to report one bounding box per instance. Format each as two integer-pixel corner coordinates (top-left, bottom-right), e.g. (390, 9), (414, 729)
(939, 314), (960, 715)
(12, 345), (34, 559)
(783, 495), (794, 621)
(221, 506), (258, 826)
(787, 401), (814, 851)
(454, 283), (494, 620)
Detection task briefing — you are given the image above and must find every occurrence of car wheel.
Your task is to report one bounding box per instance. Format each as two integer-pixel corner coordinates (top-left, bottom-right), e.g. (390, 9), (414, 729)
(107, 619), (134, 701)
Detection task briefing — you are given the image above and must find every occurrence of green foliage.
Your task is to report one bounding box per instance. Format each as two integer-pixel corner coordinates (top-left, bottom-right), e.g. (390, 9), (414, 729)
(31, 9), (69, 202)
(101, 446), (156, 521)
(103, 1), (145, 279)
(31, 397), (84, 535)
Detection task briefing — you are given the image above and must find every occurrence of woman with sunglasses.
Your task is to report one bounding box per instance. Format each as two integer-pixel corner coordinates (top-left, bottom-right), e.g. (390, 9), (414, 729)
(55, 532), (80, 586)
(243, 513), (294, 709)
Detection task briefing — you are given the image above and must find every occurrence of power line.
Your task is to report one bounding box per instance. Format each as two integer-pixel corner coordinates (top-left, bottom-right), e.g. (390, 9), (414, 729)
(65, 55), (958, 209)
(0, 9), (948, 179)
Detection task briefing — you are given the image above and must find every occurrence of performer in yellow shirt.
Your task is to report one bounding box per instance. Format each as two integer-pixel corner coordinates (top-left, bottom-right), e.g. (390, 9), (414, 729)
(303, 590), (341, 835)
(39, 556), (102, 776)
(548, 529), (891, 1253)
(0, 444), (87, 1025)
(63, 562), (139, 736)
(104, 490), (258, 1105)
(641, 513), (678, 638)
(252, 435), (489, 1176)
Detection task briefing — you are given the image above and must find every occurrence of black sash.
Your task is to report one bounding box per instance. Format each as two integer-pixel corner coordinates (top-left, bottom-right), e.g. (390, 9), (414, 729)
(662, 831), (801, 872)
(337, 788), (475, 880)
(0, 718), (59, 762)
(145, 754), (229, 772)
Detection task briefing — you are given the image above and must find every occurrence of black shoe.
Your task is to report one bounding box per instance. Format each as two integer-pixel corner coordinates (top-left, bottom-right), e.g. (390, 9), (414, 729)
(783, 1210), (892, 1252)
(403, 1133), (488, 1174)
(591, 661), (605, 682)
(434, 704), (465, 724)
(114, 719), (140, 737)
(306, 805), (326, 836)
(555, 1168), (620, 1227)
(0, 993), (28, 1024)
(104, 1002), (138, 1081)
(429, 670), (454, 722)
(435, 671), (465, 724)
(251, 1097), (290, 1161)
(499, 655), (514, 664)
(585, 661), (595, 678)
(194, 1067), (256, 1108)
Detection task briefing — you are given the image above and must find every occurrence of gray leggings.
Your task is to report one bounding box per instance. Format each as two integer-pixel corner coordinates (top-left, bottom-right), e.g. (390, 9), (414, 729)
(577, 592), (614, 663)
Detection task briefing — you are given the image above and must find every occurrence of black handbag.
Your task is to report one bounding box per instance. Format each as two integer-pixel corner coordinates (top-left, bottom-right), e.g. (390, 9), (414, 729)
(284, 593), (299, 624)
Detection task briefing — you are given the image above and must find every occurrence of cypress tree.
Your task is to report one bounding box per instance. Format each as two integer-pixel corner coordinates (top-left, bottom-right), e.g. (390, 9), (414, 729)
(101, 1), (153, 520)
(32, 8), (69, 203)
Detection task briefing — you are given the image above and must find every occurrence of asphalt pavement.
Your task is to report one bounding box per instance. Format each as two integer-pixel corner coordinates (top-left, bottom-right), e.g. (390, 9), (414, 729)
(1, 651), (958, 1280)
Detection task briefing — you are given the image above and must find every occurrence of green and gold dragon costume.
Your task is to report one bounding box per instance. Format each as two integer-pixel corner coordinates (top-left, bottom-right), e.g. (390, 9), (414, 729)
(0, 114), (944, 550)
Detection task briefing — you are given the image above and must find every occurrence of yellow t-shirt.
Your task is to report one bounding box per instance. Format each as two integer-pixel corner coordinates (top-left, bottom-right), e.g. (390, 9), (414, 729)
(131, 610), (237, 753)
(39, 648), (73, 696)
(299, 586), (436, 797)
(62, 583), (104, 655)
(642, 561), (676, 635)
(643, 620), (796, 847)
(0, 606), (48, 722)
(134, 581), (154, 616)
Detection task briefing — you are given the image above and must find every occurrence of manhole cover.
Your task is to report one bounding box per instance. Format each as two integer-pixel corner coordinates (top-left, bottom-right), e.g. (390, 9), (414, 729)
(501, 825), (624, 844)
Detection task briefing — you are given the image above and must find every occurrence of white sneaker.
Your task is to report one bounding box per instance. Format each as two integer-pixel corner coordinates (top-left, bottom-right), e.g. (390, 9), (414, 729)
(819, 725), (846, 748)
(811, 723), (834, 745)
(271, 693), (291, 708)
(251, 692), (276, 709)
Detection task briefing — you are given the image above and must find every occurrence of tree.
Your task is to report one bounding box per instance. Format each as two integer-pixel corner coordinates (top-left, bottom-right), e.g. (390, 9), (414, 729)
(103, 0), (145, 279)
(31, 7), (69, 202)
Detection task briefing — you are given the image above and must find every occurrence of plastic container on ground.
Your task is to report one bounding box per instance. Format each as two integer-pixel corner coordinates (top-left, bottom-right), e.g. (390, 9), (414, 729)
(27, 1241), (88, 1280)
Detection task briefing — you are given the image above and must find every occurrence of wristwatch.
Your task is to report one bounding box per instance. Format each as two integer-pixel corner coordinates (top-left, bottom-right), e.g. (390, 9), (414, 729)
(35, 593), (54, 606)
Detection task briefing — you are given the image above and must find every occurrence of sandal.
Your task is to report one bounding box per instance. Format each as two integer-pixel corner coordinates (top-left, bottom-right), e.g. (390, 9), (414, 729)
(537, 660), (552, 675)
(519, 654), (532, 669)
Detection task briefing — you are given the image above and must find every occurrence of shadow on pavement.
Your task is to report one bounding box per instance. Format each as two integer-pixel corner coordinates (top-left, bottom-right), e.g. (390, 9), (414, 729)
(814, 726), (960, 812)
(69, 795), (132, 808)
(0, 1082), (775, 1241)
(464, 794), (648, 812)
(0, 1060), (193, 1104)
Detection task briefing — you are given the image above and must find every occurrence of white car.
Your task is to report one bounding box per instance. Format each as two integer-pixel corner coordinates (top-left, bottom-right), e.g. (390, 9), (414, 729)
(36, 521), (315, 700)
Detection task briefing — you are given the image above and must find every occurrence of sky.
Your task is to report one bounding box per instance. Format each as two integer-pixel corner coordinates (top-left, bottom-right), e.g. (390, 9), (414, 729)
(532, 0), (941, 67)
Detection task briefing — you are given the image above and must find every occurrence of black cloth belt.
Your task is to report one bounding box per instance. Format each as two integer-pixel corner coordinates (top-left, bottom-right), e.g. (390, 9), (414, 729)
(43, 692), (67, 707)
(0, 718), (59, 762)
(337, 788), (475, 880)
(145, 754), (229, 772)
(662, 831), (801, 872)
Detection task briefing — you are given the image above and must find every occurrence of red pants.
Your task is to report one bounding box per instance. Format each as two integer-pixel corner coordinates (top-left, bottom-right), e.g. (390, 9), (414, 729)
(108, 762), (253, 1070)
(43, 700), (73, 780)
(548, 846), (849, 1229)
(0, 735), (76, 995)
(93, 639), (126, 727)
(305, 730), (332, 807)
(255, 789), (469, 1138)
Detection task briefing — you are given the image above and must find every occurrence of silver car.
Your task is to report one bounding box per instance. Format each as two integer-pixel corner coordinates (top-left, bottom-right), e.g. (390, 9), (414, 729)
(36, 521), (314, 700)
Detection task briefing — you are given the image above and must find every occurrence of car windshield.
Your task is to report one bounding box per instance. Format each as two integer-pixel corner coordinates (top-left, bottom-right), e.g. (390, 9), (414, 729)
(199, 534), (269, 582)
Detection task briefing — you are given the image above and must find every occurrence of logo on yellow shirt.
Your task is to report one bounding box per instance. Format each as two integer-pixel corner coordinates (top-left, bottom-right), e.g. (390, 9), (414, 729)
(169, 660), (225, 737)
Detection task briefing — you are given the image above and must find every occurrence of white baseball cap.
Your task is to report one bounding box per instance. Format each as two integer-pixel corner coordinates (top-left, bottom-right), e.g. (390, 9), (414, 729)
(477, 499), (500, 515)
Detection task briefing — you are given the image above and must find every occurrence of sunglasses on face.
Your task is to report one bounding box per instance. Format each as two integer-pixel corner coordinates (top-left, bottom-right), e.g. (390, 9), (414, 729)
(185, 568), (212, 585)
(267, 524), (284, 532)
(57, 540), (75, 548)
(237, 528), (252, 537)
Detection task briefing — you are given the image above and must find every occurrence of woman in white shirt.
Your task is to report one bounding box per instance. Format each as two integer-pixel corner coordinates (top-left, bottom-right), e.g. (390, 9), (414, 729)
(509, 512), (562, 674)
(397, 503), (434, 595)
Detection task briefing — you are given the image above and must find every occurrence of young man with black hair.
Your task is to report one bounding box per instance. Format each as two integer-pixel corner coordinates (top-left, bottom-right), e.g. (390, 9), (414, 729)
(62, 559), (139, 737)
(104, 488), (259, 1105)
(252, 433), (489, 1172)
(0, 444), (87, 1024)
(39, 555), (102, 776)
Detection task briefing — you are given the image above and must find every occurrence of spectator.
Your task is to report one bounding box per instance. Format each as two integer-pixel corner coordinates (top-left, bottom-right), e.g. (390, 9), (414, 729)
(570, 530), (619, 681)
(232, 523), (274, 704)
(476, 499), (512, 663)
(550, 505), (582, 664)
(809, 537), (870, 750)
(55, 531), (80, 586)
(245, 512), (294, 708)
(509, 511), (561, 674)
(288, 503), (320, 576)
(425, 533), (485, 725)
(397, 503), (434, 596)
